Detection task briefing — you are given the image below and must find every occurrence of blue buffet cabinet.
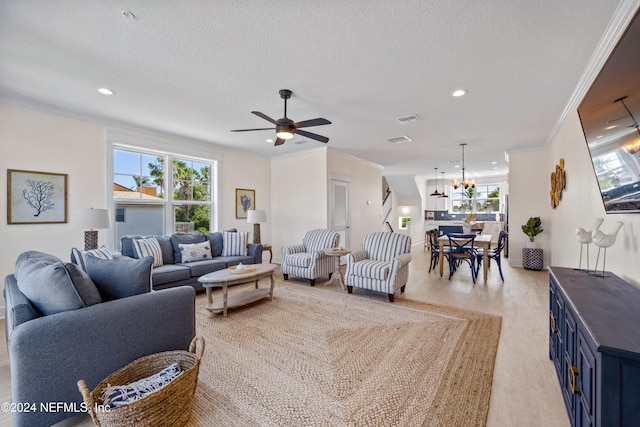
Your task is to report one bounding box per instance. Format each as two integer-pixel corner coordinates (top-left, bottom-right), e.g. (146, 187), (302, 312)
(549, 267), (640, 427)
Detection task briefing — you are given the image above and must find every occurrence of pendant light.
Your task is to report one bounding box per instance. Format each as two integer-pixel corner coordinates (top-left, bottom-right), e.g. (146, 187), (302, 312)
(452, 143), (475, 189)
(439, 171), (449, 198)
(430, 167), (441, 196)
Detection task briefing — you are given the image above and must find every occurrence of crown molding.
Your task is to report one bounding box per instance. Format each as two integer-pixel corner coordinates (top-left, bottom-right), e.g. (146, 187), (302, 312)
(548, 0), (640, 146)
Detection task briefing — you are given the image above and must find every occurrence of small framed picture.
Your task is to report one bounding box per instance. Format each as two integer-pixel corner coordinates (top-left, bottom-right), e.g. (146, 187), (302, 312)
(235, 188), (255, 219)
(7, 169), (68, 224)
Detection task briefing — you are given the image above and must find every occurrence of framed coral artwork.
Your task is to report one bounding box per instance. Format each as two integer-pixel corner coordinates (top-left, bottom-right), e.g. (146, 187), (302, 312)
(7, 169), (68, 224)
(235, 188), (255, 219)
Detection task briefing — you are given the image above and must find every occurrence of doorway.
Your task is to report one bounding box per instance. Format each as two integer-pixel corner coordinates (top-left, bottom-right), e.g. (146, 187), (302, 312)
(330, 174), (350, 248)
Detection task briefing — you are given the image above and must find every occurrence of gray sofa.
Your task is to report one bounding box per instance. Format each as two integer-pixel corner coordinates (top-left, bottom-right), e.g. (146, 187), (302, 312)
(120, 230), (263, 291)
(4, 251), (196, 427)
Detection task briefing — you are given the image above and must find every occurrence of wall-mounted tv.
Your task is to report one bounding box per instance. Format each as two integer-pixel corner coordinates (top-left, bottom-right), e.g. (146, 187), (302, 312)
(577, 8), (640, 213)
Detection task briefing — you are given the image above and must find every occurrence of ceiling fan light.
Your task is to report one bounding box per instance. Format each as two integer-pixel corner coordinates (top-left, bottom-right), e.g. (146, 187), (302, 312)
(276, 130), (294, 140)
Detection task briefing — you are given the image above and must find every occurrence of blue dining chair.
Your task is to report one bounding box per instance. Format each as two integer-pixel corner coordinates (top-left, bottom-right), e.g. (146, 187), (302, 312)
(447, 233), (480, 283)
(477, 231), (508, 281)
(426, 228), (451, 273)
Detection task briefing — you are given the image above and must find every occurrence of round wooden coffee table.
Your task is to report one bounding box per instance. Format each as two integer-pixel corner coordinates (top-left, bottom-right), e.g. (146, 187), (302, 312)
(198, 263), (278, 317)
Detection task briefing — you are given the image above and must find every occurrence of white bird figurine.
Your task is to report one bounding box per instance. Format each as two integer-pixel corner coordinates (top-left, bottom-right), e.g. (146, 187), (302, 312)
(592, 221), (623, 277)
(574, 217), (604, 271)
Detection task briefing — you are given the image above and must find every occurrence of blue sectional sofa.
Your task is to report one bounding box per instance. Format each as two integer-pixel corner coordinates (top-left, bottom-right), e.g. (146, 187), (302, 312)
(120, 230), (263, 291)
(4, 251), (196, 427)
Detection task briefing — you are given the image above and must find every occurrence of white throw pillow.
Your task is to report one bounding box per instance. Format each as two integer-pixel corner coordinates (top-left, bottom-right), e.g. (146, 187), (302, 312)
(179, 241), (213, 263)
(132, 237), (163, 268)
(222, 231), (249, 256)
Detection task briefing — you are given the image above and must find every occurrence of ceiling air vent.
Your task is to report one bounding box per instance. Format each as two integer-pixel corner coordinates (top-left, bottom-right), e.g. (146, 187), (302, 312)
(396, 114), (421, 124)
(388, 135), (412, 144)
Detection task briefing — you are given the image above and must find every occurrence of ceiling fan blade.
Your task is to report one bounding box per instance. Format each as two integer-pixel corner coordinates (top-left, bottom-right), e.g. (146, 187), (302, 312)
(252, 111), (278, 125)
(295, 129), (329, 143)
(274, 138), (286, 146)
(294, 118), (332, 128)
(230, 127), (274, 132)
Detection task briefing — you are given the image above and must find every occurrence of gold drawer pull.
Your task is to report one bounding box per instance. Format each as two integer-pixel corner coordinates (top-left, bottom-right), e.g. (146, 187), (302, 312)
(568, 365), (580, 395)
(550, 313), (558, 333)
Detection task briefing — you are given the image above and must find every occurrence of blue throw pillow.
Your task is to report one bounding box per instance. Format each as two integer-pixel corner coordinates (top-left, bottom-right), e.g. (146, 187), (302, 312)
(85, 256), (153, 301)
(15, 251), (102, 316)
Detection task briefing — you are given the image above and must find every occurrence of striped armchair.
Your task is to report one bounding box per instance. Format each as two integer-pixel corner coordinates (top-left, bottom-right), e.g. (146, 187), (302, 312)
(281, 229), (340, 286)
(344, 232), (412, 302)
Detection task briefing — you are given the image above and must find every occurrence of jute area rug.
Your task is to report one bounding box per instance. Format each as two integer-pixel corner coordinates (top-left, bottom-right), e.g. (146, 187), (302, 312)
(187, 281), (502, 427)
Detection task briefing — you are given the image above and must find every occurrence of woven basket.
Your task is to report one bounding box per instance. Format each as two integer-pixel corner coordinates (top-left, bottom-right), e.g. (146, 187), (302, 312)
(78, 336), (205, 427)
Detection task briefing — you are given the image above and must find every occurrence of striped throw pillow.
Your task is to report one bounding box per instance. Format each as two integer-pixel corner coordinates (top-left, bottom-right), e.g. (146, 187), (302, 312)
(85, 246), (113, 260)
(221, 231), (248, 256)
(132, 237), (164, 268)
(72, 246), (113, 272)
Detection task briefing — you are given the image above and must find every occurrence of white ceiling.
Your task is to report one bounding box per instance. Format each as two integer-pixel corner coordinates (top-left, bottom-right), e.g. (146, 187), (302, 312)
(0, 1), (635, 181)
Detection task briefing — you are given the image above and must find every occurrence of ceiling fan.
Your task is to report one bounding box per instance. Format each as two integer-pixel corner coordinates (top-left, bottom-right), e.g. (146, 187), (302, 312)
(231, 89), (331, 146)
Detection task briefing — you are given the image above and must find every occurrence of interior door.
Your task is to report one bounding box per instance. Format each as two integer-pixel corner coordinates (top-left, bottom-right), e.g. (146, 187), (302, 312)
(330, 177), (350, 248)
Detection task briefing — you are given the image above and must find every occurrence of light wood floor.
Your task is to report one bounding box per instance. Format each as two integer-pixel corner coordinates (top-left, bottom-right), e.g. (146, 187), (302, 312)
(1, 247), (569, 427)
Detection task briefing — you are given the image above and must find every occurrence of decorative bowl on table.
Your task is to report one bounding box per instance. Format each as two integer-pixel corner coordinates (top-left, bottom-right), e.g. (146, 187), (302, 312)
(229, 264), (256, 274)
(328, 247), (350, 255)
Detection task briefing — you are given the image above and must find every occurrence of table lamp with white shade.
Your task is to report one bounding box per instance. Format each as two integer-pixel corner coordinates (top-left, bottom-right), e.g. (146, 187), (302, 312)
(72, 208), (111, 250)
(247, 209), (266, 244)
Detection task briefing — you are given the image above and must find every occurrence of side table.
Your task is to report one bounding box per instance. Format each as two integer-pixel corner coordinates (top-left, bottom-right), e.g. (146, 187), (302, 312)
(324, 248), (351, 289)
(261, 244), (272, 263)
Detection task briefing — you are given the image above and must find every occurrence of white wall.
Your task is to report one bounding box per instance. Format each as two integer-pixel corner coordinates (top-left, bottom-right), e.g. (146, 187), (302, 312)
(270, 149), (328, 262)
(508, 149), (551, 267)
(1, 104), (107, 283)
(0, 104), (272, 290)
(327, 150), (382, 249)
(509, 109), (640, 287)
(546, 110), (640, 287)
(220, 151), (271, 243)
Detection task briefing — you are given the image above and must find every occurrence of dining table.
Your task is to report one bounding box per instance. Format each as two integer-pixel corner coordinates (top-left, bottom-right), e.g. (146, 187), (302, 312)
(438, 234), (493, 284)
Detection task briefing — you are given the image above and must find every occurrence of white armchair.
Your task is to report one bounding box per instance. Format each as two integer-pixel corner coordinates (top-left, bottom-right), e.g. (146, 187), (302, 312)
(281, 229), (340, 286)
(344, 232), (412, 302)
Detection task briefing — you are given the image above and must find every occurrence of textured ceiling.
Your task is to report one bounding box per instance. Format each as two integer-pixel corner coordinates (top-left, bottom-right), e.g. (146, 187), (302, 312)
(0, 1), (633, 181)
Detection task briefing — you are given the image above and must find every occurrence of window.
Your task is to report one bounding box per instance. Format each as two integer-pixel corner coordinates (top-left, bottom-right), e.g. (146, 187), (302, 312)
(450, 183), (501, 214)
(592, 150), (636, 191)
(115, 208), (125, 222)
(111, 146), (215, 250)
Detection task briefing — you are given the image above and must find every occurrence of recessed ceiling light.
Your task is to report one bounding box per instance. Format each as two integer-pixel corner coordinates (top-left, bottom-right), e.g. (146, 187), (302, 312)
(491, 161), (497, 165)
(98, 88), (115, 95)
(121, 10), (135, 19)
(266, 139), (273, 143)
(452, 89), (467, 97)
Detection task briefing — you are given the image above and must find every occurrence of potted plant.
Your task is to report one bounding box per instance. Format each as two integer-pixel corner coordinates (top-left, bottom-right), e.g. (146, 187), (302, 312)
(522, 216), (543, 247)
(521, 216), (543, 270)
